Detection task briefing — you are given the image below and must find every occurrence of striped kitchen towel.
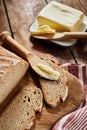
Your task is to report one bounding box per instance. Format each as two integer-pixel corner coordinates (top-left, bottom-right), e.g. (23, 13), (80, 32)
(52, 63), (87, 130)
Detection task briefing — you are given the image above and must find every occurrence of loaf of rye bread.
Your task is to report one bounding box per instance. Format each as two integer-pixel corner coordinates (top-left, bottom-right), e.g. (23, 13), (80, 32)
(0, 46), (29, 113)
(0, 79), (43, 130)
(39, 53), (68, 107)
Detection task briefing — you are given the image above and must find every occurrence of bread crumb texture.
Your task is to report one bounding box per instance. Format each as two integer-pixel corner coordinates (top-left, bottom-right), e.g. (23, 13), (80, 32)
(0, 82), (43, 130)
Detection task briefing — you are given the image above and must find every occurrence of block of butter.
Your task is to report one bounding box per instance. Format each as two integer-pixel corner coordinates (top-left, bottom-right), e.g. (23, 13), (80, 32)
(37, 1), (85, 32)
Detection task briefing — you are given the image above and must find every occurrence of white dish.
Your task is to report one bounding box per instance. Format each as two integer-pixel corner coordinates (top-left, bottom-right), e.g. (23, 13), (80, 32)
(29, 17), (87, 47)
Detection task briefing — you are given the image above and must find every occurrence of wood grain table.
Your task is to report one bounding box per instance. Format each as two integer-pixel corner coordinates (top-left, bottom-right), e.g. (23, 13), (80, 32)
(0, 0), (87, 130)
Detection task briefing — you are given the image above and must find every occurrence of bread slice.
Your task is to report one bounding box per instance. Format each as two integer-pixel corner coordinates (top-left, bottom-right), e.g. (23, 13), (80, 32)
(0, 46), (29, 113)
(0, 81), (43, 130)
(38, 53), (61, 67)
(39, 54), (68, 107)
(21, 82), (43, 112)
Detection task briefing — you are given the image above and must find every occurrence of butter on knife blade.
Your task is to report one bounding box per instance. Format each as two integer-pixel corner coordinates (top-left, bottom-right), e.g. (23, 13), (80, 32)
(33, 63), (60, 80)
(30, 25), (55, 35)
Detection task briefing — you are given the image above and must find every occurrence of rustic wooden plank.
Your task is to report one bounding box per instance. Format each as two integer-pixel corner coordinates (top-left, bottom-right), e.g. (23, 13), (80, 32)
(47, 0), (87, 64)
(0, 0), (10, 34)
(5, 0), (74, 64)
(4, 0), (46, 51)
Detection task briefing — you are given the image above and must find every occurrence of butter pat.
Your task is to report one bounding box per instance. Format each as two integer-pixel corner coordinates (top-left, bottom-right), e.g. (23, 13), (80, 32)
(30, 25), (55, 35)
(37, 1), (85, 32)
(33, 63), (60, 80)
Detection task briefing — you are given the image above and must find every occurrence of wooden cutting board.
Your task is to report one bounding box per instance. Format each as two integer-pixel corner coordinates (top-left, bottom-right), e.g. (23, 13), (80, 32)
(30, 71), (84, 130)
(0, 55), (84, 130)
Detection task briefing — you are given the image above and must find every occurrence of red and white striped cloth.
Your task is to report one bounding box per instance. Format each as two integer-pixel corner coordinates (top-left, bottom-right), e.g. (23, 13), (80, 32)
(52, 63), (87, 130)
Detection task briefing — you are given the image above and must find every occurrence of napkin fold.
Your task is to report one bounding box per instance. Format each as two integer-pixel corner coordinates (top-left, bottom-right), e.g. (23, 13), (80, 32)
(52, 63), (87, 130)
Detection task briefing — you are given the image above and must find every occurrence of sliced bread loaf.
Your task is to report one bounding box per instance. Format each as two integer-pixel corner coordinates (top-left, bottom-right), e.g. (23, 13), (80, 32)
(39, 54), (68, 107)
(0, 80), (43, 130)
(0, 46), (29, 113)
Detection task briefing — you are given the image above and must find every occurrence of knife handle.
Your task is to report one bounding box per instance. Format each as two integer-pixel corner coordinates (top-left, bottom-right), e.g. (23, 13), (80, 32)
(0, 31), (30, 60)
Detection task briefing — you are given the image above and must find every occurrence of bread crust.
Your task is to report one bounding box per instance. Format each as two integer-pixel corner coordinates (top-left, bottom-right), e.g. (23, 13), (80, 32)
(0, 46), (29, 113)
